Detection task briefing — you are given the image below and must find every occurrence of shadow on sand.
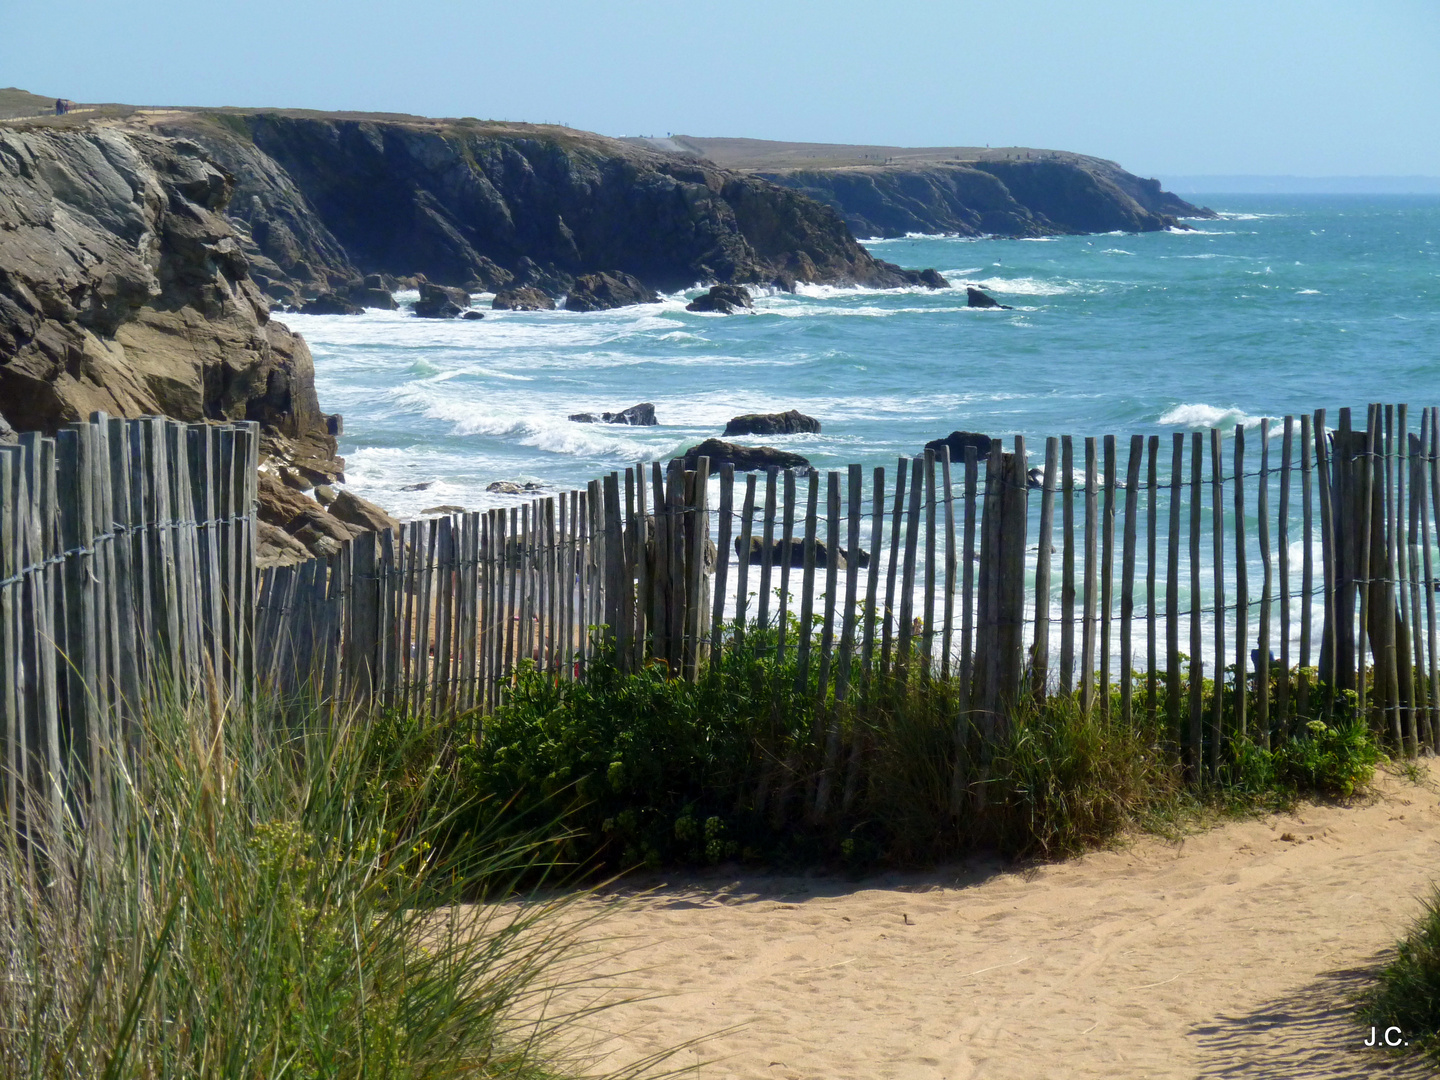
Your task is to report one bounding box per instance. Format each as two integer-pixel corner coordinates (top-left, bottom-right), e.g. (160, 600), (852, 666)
(1193, 953), (1433, 1078)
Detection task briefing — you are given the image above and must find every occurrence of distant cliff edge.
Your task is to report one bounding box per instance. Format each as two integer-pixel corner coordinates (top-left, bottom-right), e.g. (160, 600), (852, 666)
(631, 137), (1215, 240)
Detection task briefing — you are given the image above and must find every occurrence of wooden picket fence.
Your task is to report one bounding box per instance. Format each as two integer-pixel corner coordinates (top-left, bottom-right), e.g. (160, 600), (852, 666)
(4, 402), (1437, 838)
(255, 402), (1440, 776)
(0, 413), (258, 835)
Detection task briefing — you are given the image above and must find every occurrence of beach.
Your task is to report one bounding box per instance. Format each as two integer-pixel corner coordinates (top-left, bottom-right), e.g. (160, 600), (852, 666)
(574, 768), (1438, 1079)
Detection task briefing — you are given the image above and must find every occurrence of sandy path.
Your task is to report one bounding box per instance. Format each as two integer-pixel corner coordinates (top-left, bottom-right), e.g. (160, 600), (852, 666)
(575, 769), (1440, 1079)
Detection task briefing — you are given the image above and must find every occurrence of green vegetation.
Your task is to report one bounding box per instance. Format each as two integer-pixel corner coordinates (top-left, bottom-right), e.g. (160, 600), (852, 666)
(1360, 887), (1440, 1064)
(0, 688), (628, 1080)
(421, 623), (1388, 875)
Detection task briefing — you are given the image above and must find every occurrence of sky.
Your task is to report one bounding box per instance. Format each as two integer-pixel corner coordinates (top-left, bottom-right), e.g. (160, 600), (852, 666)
(6, 0), (1438, 179)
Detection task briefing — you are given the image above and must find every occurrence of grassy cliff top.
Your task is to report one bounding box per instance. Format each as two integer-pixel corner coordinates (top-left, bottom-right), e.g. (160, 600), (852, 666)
(628, 134), (1112, 173)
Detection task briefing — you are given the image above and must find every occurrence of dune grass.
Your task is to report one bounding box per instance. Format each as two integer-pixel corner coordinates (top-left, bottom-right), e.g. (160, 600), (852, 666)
(0, 685), (644, 1080)
(1359, 886), (1440, 1064)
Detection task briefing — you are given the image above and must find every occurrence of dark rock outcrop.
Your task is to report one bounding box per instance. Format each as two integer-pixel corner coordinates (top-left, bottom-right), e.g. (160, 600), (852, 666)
(348, 276), (397, 309)
(686, 284), (753, 313)
(565, 271), (659, 312)
(924, 431), (995, 462)
(568, 402), (657, 426)
(723, 409), (820, 437)
(918, 269), (950, 289)
(461, 310), (484, 320)
(676, 438), (811, 472)
(0, 122), (336, 474)
(0, 411), (16, 445)
(735, 535), (868, 568)
(413, 280), (470, 318)
(150, 111), (937, 298)
(301, 291), (364, 315)
(492, 285), (556, 311)
(966, 287), (1012, 310)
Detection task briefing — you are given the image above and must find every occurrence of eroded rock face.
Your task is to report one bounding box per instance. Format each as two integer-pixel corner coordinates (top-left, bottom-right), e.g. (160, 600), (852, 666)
(676, 438), (811, 473)
(413, 280), (470, 318)
(565, 271), (659, 312)
(492, 286), (556, 311)
(723, 409), (819, 437)
(0, 122), (334, 465)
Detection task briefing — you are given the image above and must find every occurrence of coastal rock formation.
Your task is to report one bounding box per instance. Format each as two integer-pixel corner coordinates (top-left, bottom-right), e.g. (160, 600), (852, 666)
(568, 402), (657, 425)
(492, 285), (556, 311)
(677, 438), (811, 473)
(486, 480), (544, 495)
(925, 431), (995, 461)
(0, 121), (336, 474)
(565, 272), (659, 312)
(327, 488), (399, 533)
(413, 280), (470, 318)
(0, 411), (16, 445)
(349, 275), (397, 309)
(918, 269), (950, 289)
(686, 284), (753, 313)
(639, 136), (1215, 239)
(966, 287), (1012, 310)
(147, 111), (942, 295)
(723, 409), (820, 437)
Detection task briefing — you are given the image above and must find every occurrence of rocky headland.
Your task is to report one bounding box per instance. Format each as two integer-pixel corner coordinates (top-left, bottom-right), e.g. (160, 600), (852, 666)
(630, 136), (1214, 239)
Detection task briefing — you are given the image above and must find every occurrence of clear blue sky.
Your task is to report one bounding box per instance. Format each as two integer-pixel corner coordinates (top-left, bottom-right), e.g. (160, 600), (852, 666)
(7, 0), (1437, 177)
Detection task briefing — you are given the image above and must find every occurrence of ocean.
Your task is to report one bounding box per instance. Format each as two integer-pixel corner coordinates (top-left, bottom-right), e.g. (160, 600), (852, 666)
(288, 194), (1440, 519)
(282, 195), (1440, 664)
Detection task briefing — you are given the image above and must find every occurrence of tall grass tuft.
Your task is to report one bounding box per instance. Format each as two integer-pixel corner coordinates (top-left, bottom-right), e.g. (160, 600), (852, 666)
(0, 687), (632, 1080)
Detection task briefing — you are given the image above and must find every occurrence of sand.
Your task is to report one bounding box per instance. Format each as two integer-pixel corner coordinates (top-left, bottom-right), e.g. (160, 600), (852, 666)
(571, 767), (1440, 1079)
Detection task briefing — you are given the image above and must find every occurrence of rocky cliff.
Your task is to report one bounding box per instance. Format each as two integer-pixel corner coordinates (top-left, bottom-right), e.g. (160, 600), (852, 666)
(149, 111), (933, 297)
(637, 137), (1213, 240)
(0, 117), (337, 474)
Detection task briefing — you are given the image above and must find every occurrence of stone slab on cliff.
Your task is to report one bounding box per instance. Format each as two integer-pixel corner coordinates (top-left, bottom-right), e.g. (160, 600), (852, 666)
(0, 119), (335, 462)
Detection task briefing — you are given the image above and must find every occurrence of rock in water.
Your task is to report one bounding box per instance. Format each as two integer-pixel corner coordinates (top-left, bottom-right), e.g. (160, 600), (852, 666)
(301, 291), (364, 315)
(567, 402), (657, 426)
(348, 277), (398, 309)
(735, 535), (869, 568)
(413, 281), (471, 318)
(676, 438), (811, 472)
(686, 284), (754, 314)
(492, 286), (556, 311)
(918, 268), (950, 289)
(966, 286), (1012, 309)
(925, 431), (995, 461)
(565, 272), (660, 312)
(486, 480), (543, 495)
(461, 310), (485, 320)
(723, 409), (821, 437)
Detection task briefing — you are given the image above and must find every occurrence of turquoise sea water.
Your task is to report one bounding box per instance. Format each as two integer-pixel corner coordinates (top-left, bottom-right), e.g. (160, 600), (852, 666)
(286, 195), (1440, 519)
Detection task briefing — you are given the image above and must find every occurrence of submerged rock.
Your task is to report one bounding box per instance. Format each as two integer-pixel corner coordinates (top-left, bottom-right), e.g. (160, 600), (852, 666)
(492, 286), (556, 311)
(686, 284), (753, 314)
(723, 409), (820, 437)
(676, 438), (811, 473)
(568, 402), (657, 426)
(461, 310), (485, 320)
(565, 271), (659, 312)
(965, 286), (1012, 310)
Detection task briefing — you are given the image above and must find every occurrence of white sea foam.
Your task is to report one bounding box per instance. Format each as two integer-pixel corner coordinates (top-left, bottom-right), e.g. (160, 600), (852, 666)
(1101, 248), (1134, 256)
(1296, 288), (1321, 295)
(964, 275), (1085, 296)
(1159, 403), (1264, 430)
(1213, 211), (1283, 221)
